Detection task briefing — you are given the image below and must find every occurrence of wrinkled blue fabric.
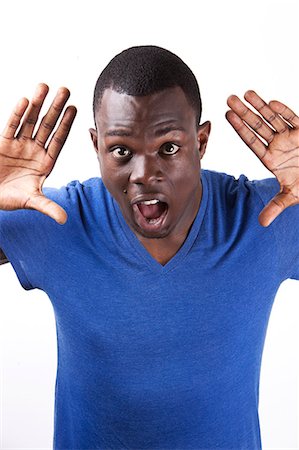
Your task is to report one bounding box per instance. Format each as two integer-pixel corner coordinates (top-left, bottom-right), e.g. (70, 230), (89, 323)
(0, 170), (298, 449)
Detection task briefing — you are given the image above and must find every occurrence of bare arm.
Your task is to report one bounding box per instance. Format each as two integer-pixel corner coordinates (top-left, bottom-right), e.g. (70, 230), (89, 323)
(0, 247), (8, 265)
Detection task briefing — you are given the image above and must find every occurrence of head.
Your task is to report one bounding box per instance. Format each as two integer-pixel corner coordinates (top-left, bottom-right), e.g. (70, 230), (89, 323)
(93, 45), (202, 126)
(90, 46), (211, 244)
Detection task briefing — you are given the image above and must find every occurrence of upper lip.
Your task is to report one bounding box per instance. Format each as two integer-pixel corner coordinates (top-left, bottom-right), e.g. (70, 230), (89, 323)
(130, 193), (169, 206)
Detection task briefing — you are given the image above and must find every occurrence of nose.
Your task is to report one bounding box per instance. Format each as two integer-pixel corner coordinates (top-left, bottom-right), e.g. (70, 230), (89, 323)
(129, 154), (163, 185)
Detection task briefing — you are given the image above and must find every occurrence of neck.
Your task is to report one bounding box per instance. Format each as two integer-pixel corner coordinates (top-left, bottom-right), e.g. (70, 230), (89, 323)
(139, 232), (190, 265)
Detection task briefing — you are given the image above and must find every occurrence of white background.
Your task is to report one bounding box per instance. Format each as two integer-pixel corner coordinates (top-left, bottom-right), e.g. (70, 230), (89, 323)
(0, 0), (298, 448)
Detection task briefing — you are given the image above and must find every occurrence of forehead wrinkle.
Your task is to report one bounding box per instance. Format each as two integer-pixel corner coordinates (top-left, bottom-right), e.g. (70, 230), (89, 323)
(103, 120), (187, 139)
(104, 129), (133, 137)
(104, 124), (186, 139)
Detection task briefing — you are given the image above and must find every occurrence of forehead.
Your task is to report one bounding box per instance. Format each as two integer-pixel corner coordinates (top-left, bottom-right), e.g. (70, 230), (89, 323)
(95, 87), (197, 133)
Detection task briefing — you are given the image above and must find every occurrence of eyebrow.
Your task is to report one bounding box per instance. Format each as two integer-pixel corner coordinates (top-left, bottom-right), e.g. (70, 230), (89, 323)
(153, 125), (186, 137)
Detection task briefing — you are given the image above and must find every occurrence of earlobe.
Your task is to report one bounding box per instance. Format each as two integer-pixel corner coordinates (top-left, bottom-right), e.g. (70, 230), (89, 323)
(89, 128), (99, 152)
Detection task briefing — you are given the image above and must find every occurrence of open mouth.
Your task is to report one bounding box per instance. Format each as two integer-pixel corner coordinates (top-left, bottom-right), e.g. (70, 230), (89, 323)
(132, 198), (169, 232)
(137, 199), (168, 223)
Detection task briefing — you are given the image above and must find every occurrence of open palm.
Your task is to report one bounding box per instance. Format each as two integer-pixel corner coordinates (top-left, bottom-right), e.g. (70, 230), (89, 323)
(0, 83), (76, 224)
(226, 91), (299, 226)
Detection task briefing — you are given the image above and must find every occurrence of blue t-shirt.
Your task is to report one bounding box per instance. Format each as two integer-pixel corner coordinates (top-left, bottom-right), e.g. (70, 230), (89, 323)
(0, 170), (298, 449)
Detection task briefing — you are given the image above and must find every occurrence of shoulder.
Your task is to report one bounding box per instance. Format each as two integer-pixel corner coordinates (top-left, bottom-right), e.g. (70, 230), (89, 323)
(43, 177), (105, 206)
(42, 177), (113, 220)
(0, 177), (109, 236)
(202, 169), (279, 196)
(202, 169), (299, 280)
(201, 169), (285, 211)
(0, 177), (112, 288)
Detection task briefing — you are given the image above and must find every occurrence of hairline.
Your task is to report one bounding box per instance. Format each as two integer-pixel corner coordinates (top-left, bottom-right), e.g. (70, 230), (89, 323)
(93, 84), (201, 129)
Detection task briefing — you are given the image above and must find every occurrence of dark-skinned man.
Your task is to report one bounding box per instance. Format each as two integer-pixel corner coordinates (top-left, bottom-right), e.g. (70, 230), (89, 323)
(0, 46), (298, 449)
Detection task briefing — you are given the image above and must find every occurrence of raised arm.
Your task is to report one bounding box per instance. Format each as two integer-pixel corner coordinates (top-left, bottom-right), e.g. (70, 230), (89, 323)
(0, 83), (77, 264)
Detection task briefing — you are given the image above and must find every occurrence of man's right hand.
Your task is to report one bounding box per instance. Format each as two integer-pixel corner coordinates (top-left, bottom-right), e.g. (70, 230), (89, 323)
(0, 83), (77, 224)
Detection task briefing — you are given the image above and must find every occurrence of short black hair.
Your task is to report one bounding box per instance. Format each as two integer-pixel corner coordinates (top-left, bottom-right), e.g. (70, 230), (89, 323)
(93, 45), (202, 125)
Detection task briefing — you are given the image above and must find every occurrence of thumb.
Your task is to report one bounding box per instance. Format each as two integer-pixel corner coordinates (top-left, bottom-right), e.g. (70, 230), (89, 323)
(258, 192), (290, 227)
(25, 194), (67, 225)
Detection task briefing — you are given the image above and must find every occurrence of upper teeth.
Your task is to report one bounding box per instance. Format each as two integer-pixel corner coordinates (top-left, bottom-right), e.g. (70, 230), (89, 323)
(140, 199), (159, 205)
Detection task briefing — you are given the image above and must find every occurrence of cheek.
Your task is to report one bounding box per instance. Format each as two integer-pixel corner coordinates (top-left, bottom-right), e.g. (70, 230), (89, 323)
(100, 163), (128, 198)
(169, 156), (201, 195)
(174, 150), (201, 178)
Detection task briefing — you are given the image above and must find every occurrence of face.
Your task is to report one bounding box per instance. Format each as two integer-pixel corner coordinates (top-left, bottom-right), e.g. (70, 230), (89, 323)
(90, 87), (210, 242)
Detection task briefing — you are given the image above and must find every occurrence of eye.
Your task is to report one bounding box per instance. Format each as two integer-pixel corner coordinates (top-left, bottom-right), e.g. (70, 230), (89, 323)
(160, 142), (180, 155)
(111, 147), (132, 159)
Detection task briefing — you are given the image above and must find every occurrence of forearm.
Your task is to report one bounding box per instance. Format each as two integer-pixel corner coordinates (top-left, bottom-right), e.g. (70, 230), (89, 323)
(0, 247), (9, 265)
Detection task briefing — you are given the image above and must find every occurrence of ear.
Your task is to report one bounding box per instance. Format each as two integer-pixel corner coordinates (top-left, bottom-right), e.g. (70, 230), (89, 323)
(197, 121), (211, 159)
(89, 128), (98, 152)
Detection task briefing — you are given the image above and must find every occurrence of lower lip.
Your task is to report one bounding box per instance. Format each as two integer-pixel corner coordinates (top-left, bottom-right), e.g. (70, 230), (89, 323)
(132, 204), (169, 234)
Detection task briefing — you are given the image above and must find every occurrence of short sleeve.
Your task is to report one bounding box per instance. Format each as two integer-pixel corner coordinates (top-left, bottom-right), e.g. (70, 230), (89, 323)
(252, 177), (299, 280)
(0, 178), (103, 291)
(0, 186), (72, 290)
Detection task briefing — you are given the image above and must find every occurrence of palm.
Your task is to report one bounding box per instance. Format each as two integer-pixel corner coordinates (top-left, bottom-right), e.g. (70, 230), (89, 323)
(0, 84), (76, 224)
(226, 91), (299, 226)
(0, 136), (47, 208)
(266, 128), (299, 202)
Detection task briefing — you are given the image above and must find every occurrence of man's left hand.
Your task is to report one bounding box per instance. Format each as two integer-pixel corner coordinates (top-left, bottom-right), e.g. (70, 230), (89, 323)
(226, 91), (299, 226)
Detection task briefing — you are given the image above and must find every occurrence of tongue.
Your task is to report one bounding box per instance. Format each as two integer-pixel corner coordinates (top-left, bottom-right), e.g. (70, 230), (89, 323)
(137, 202), (166, 220)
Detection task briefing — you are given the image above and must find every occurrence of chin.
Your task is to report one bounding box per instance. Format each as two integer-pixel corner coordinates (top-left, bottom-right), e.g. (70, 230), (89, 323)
(135, 226), (171, 240)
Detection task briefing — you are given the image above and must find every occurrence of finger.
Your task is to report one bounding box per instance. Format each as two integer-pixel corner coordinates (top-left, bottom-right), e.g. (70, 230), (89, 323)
(226, 110), (267, 160)
(258, 191), (293, 227)
(26, 194), (68, 224)
(17, 83), (49, 139)
(227, 95), (275, 143)
(44, 105), (77, 169)
(244, 90), (288, 134)
(1, 98), (29, 139)
(34, 87), (71, 148)
(269, 100), (299, 128)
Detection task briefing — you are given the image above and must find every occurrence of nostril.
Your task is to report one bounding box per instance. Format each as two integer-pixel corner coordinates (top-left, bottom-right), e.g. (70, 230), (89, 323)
(129, 156), (163, 185)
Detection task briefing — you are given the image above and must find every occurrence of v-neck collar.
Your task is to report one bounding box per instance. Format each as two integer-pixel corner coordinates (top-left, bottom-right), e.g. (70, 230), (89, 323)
(112, 172), (209, 274)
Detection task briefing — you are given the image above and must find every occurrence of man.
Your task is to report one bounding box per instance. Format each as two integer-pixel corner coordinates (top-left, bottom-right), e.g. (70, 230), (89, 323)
(0, 46), (298, 449)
